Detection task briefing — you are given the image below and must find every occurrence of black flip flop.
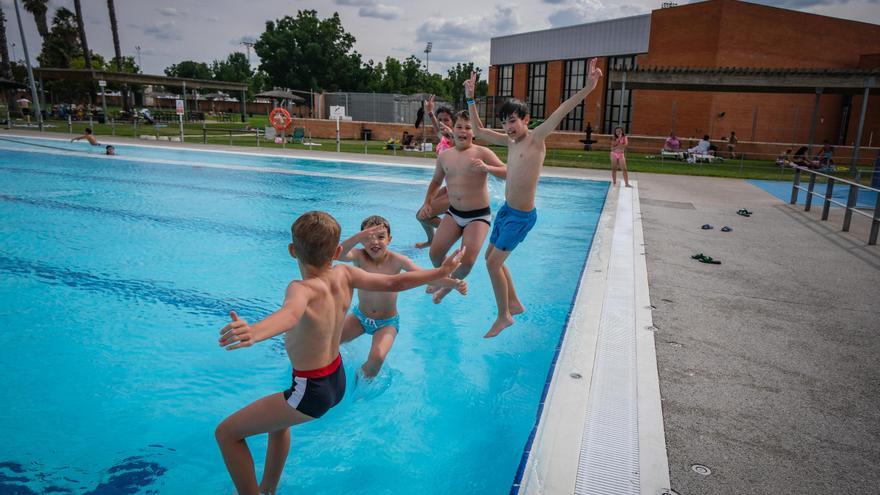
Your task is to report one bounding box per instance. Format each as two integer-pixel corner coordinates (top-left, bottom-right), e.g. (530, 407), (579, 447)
(691, 253), (722, 264)
(721, 226), (732, 232)
(736, 208), (753, 217)
(701, 224), (714, 230)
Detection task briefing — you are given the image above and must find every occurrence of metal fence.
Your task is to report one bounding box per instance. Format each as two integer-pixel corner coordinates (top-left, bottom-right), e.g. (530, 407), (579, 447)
(322, 92), (453, 125)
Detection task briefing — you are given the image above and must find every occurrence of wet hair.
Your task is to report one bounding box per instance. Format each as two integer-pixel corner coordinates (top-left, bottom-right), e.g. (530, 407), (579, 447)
(703, 135), (710, 141)
(105, 145), (114, 153)
(454, 110), (470, 123)
(360, 215), (391, 237)
(85, 127), (93, 134)
(291, 211), (341, 267)
(435, 105), (454, 121)
(498, 99), (529, 120)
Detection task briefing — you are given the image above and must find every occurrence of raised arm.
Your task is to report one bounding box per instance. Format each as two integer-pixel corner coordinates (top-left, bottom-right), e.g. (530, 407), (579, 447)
(347, 247), (465, 292)
(219, 283), (309, 350)
(398, 253), (467, 294)
(533, 59), (603, 141)
(463, 72), (509, 146)
(425, 95), (453, 140)
(338, 224), (386, 262)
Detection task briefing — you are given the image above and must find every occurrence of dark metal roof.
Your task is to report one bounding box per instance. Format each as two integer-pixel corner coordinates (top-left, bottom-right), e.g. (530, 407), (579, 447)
(32, 68), (248, 91)
(607, 66), (880, 94)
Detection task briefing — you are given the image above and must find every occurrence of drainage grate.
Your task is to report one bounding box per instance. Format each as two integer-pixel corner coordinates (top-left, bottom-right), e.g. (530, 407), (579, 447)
(575, 187), (640, 495)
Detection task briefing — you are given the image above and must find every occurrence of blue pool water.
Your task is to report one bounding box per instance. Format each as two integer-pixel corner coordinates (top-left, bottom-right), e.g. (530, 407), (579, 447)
(748, 179), (878, 208)
(0, 136), (608, 494)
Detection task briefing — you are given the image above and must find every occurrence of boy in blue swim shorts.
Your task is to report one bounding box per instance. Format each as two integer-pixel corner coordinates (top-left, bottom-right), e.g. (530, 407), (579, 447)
(464, 59), (603, 337)
(339, 215), (467, 378)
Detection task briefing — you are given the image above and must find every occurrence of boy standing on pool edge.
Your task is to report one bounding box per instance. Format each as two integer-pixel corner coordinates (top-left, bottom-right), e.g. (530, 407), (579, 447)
(215, 211), (465, 495)
(464, 58), (603, 338)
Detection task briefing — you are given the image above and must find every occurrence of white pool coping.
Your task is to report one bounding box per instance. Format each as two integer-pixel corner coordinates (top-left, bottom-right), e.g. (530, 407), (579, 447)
(513, 182), (671, 495)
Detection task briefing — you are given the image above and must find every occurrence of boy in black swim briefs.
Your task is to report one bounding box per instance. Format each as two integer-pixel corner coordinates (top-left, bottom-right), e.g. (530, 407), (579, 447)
(419, 110), (507, 304)
(215, 211), (465, 495)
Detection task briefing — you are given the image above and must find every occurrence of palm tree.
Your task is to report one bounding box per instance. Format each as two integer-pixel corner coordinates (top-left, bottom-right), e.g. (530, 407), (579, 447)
(22, 0), (49, 39)
(72, 0), (94, 104)
(106, 0), (129, 112)
(0, 4), (19, 115)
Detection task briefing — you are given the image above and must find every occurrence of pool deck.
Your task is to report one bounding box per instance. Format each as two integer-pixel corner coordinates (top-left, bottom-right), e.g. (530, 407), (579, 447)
(6, 131), (880, 494)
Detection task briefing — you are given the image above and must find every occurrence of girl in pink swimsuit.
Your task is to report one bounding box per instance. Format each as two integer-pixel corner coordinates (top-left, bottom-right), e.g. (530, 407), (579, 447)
(415, 95), (455, 248)
(610, 127), (632, 187)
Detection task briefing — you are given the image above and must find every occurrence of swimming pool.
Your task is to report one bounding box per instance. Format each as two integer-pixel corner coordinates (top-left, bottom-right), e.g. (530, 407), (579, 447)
(0, 135), (608, 494)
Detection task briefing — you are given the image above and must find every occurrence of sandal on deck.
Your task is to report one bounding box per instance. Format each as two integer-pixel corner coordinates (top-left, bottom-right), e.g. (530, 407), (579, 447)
(691, 253), (722, 264)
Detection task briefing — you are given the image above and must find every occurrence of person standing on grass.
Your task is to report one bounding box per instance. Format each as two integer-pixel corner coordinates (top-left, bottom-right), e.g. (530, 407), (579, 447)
(610, 126), (632, 188)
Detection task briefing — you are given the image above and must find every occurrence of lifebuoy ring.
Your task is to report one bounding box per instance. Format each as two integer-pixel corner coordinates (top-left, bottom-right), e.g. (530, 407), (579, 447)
(270, 108), (292, 132)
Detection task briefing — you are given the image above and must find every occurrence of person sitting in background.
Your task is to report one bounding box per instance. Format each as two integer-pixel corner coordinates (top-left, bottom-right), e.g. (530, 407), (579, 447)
(688, 135), (712, 155)
(792, 146), (820, 169)
(776, 149), (792, 167)
(402, 131), (414, 149)
(817, 141), (835, 170)
(663, 132), (681, 153)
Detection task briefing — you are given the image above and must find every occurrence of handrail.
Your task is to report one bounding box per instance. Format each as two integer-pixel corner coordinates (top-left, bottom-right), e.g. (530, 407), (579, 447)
(789, 165), (880, 245)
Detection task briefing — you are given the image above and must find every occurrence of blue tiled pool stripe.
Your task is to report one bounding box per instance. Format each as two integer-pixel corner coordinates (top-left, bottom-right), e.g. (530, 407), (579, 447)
(0, 194), (284, 241)
(0, 254), (273, 318)
(0, 165), (318, 203)
(509, 183), (610, 495)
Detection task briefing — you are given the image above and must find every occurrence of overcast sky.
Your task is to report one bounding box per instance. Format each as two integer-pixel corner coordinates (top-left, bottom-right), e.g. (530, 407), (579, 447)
(2, 0), (879, 79)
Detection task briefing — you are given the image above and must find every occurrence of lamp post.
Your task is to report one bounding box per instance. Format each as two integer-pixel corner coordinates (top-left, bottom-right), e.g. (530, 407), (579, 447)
(241, 41), (255, 67)
(12, 0), (41, 130)
(424, 41), (432, 73)
(135, 45), (141, 68)
(11, 41), (16, 62)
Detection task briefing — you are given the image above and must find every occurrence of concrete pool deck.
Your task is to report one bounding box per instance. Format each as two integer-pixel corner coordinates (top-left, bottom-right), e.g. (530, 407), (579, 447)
(5, 131), (879, 494)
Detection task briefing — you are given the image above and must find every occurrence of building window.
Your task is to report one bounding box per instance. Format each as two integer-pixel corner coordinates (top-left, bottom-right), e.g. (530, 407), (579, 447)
(561, 59), (587, 131)
(604, 55), (637, 134)
(496, 65), (514, 97)
(527, 63), (547, 119)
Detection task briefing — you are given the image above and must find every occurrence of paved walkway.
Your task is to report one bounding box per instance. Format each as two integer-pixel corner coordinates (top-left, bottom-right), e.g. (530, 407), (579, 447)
(637, 173), (879, 495)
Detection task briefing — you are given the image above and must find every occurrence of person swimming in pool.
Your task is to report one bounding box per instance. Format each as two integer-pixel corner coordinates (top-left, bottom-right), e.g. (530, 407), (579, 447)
(463, 59), (603, 337)
(338, 215), (467, 378)
(216, 211), (465, 495)
(421, 109), (507, 305)
(71, 127), (98, 146)
(415, 95), (457, 249)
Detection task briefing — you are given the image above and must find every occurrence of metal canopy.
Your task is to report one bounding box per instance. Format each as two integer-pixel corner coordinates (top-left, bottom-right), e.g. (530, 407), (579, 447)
(254, 89), (305, 102)
(607, 66), (880, 94)
(32, 68), (247, 91)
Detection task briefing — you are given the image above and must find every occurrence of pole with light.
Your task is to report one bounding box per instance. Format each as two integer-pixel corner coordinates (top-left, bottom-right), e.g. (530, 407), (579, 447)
(12, 0), (41, 130)
(424, 41), (432, 74)
(135, 45), (141, 68)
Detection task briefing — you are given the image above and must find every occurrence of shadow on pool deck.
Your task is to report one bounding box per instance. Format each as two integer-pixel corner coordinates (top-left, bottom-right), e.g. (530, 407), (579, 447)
(636, 173), (879, 495)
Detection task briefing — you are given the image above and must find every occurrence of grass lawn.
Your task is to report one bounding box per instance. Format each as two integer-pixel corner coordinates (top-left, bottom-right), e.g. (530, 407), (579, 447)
(9, 118), (875, 183)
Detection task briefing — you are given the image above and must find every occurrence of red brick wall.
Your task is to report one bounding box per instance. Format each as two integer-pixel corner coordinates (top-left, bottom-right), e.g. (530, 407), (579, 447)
(513, 63), (528, 100)
(631, 0), (880, 145)
(546, 61), (564, 115)
(487, 66), (498, 96)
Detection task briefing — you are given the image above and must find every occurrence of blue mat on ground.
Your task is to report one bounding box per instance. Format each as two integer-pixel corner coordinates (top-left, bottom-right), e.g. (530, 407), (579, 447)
(748, 179), (878, 209)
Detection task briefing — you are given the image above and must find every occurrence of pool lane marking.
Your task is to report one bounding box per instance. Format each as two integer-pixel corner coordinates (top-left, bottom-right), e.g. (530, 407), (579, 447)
(0, 143), (430, 186)
(0, 134), (608, 183)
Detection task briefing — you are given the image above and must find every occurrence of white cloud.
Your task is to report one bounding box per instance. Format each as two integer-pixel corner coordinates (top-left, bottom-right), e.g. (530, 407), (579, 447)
(415, 6), (520, 68)
(158, 7), (188, 17)
(144, 21), (184, 41)
(359, 4), (401, 20)
(335, 0), (375, 5)
(547, 0), (646, 27)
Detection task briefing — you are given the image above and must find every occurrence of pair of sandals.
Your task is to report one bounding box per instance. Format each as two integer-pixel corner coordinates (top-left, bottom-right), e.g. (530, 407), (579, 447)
(701, 224), (732, 232)
(736, 208), (753, 217)
(691, 253), (721, 265)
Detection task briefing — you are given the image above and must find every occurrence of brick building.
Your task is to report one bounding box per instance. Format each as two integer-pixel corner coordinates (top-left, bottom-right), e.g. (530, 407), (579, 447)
(487, 0), (880, 146)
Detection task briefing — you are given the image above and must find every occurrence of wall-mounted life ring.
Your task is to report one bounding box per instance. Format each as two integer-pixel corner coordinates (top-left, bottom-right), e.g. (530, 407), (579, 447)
(270, 107), (292, 132)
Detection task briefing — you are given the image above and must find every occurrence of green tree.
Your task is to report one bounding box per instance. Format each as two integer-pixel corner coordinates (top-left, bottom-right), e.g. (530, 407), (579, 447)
(22, 0), (50, 39)
(0, 4), (18, 114)
(254, 10), (365, 92)
(165, 60), (212, 80)
(106, 0), (130, 112)
(36, 7), (80, 69)
(446, 63), (482, 108)
(211, 52), (251, 83)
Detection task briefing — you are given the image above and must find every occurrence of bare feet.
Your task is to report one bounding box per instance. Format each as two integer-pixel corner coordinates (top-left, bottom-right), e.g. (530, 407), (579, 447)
(432, 287), (451, 304)
(484, 314), (514, 338)
(625, 183), (632, 188)
(415, 240), (432, 249)
(509, 300), (526, 315)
